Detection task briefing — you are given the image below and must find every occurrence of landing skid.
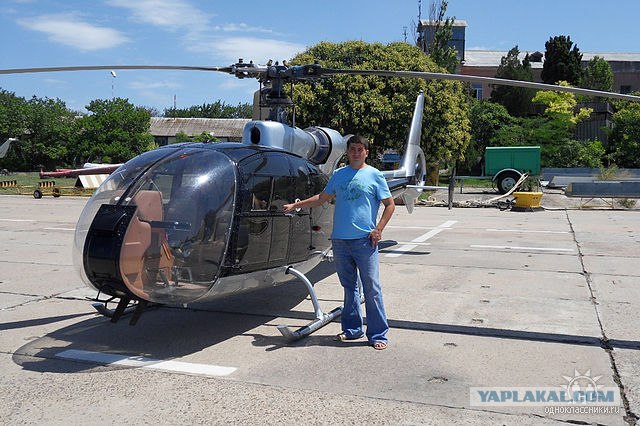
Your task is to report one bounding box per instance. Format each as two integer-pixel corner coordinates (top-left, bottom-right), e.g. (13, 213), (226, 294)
(277, 266), (363, 341)
(92, 297), (151, 325)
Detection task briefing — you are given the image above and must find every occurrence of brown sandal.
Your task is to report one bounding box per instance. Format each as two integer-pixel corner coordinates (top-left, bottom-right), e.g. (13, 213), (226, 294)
(372, 341), (387, 350)
(333, 333), (364, 341)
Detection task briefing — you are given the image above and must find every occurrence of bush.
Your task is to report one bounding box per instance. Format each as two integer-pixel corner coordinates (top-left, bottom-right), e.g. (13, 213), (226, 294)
(543, 139), (604, 168)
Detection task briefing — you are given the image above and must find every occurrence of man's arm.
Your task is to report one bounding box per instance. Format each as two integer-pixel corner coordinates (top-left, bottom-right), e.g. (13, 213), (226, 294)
(369, 197), (395, 246)
(283, 191), (333, 213)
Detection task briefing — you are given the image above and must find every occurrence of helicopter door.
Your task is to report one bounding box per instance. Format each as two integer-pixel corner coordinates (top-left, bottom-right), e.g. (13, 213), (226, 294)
(235, 173), (272, 272)
(287, 158), (314, 264)
(234, 152), (311, 272)
(269, 175), (293, 264)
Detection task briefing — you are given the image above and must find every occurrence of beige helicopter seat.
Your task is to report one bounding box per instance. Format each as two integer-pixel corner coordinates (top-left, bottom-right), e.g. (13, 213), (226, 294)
(119, 190), (174, 299)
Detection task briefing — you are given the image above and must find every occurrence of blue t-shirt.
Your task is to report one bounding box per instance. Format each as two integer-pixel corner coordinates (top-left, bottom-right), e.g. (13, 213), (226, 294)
(324, 165), (392, 239)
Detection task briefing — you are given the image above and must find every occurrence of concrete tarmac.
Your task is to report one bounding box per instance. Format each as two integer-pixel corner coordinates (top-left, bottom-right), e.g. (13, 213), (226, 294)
(0, 193), (638, 425)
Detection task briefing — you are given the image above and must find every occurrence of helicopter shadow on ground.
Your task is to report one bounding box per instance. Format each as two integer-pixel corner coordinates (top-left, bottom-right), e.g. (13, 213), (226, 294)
(13, 261), (342, 372)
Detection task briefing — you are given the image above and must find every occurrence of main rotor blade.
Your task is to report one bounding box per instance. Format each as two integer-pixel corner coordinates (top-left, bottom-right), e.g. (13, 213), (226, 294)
(4, 63), (639, 103)
(0, 65), (233, 74)
(321, 68), (640, 102)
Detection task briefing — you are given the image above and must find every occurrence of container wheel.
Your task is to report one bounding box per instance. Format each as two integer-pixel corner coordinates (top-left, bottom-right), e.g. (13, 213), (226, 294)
(52, 188), (61, 197)
(496, 171), (521, 194)
(33, 189), (43, 199)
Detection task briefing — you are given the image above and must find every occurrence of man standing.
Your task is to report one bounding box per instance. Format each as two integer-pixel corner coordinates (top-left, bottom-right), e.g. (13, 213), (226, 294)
(283, 135), (394, 350)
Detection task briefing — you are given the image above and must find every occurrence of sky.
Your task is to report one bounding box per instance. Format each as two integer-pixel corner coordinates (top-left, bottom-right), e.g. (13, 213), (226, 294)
(1, 0), (638, 113)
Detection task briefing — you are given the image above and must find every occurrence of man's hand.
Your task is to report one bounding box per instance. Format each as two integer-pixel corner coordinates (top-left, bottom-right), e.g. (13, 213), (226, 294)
(282, 203), (295, 213)
(369, 228), (382, 247)
(370, 197), (394, 247)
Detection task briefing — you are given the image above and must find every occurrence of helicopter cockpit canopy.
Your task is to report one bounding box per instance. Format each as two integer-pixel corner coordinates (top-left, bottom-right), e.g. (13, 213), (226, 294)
(74, 146), (236, 304)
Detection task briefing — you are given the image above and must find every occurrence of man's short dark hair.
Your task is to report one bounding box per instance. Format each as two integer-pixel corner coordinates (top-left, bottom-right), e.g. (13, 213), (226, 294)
(347, 135), (369, 150)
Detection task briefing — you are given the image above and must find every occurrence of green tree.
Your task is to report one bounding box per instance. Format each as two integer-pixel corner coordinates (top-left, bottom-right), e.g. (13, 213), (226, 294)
(74, 98), (155, 163)
(581, 56), (613, 92)
(545, 139), (605, 168)
(489, 46), (535, 117)
(532, 82), (594, 166)
(490, 82), (601, 167)
(0, 89), (27, 141)
(165, 100), (252, 118)
(541, 35), (583, 86)
(463, 100), (514, 173)
(0, 90), (29, 171)
(491, 116), (547, 147)
(290, 41), (470, 173)
(608, 94), (640, 167)
(174, 131), (218, 143)
(533, 82), (592, 125)
(23, 96), (77, 169)
(490, 46), (535, 117)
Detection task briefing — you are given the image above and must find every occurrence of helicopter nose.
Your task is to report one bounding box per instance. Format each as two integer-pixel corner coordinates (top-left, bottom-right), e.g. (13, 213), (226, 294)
(81, 148), (237, 304)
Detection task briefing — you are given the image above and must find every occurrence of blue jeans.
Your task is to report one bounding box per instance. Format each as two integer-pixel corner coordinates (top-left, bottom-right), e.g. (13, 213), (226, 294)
(332, 237), (389, 344)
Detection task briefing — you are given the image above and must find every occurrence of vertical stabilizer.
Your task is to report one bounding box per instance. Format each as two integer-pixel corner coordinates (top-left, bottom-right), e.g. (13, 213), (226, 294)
(382, 92), (427, 213)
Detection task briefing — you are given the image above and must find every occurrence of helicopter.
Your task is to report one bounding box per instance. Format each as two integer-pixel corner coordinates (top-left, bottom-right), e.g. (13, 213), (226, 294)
(2, 61), (640, 340)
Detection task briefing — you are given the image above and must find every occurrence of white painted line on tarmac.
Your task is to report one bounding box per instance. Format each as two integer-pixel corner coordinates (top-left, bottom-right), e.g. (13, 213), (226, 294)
(0, 218), (35, 222)
(44, 227), (76, 231)
(486, 228), (570, 234)
(385, 220), (457, 257)
(470, 244), (574, 252)
(56, 349), (237, 377)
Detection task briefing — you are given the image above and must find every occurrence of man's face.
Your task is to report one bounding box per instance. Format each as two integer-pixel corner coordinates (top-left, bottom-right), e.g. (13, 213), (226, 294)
(347, 142), (368, 168)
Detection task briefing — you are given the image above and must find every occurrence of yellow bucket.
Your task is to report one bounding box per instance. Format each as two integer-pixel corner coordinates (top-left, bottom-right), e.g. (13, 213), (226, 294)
(513, 192), (543, 208)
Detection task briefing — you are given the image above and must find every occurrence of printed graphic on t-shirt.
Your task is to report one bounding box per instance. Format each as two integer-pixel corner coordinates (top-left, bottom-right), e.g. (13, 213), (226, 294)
(340, 178), (366, 201)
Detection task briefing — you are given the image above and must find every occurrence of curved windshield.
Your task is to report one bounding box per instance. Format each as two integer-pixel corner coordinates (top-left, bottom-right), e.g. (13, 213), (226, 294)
(74, 148), (176, 286)
(75, 148), (237, 304)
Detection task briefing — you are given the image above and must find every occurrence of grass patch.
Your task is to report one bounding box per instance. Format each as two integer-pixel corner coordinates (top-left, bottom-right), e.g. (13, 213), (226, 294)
(456, 178), (494, 188)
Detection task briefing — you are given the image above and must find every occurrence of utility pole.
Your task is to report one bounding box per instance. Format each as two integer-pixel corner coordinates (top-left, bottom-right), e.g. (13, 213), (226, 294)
(110, 70), (117, 98)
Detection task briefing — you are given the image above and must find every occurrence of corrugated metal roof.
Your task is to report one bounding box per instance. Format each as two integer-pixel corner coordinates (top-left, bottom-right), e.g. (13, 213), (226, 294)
(582, 52), (640, 62)
(464, 50), (640, 68)
(419, 19), (468, 27)
(149, 118), (250, 137)
(463, 50), (544, 68)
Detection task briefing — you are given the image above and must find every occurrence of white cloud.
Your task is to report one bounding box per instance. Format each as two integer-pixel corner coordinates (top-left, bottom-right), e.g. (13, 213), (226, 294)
(107, 0), (210, 31)
(42, 78), (69, 87)
(128, 79), (182, 91)
(214, 23), (275, 34)
(105, 2), (303, 64)
(125, 78), (184, 108)
(17, 14), (129, 51)
(191, 37), (306, 63)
